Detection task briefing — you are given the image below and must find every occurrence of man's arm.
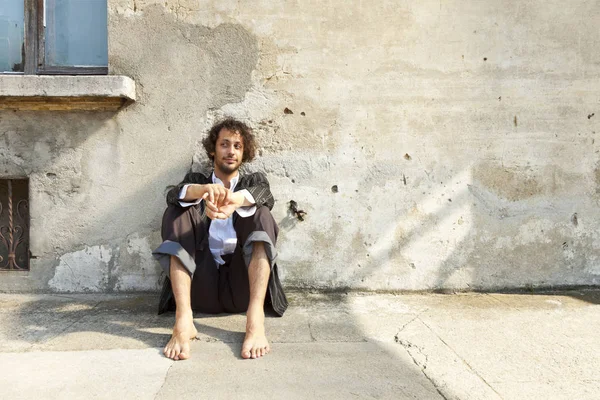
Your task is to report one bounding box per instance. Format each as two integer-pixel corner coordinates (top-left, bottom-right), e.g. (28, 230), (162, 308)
(181, 183), (231, 205)
(204, 172), (273, 220)
(166, 172), (230, 207)
(205, 189), (255, 220)
(166, 172), (195, 206)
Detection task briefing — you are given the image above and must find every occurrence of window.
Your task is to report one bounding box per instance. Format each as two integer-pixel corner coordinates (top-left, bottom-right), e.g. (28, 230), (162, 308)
(0, 0), (107, 75)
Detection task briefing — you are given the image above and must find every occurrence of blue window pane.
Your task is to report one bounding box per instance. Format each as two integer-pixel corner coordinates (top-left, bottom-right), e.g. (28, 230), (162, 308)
(45, 0), (108, 67)
(0, 1), (24, 72)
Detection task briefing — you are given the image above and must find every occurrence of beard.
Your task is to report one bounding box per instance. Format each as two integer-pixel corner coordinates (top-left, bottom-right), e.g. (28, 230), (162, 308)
(215, 158), (241, 174)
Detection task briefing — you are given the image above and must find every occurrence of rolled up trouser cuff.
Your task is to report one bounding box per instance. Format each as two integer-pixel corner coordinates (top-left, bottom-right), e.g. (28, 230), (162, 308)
(152, 240), (196, 277)
(242, 231), (277, 268)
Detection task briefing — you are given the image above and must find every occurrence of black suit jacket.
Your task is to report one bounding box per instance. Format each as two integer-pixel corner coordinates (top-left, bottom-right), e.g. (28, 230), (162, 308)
(160, 170), (287, 316)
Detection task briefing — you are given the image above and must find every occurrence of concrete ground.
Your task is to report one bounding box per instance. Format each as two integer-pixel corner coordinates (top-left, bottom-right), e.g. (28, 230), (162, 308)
(0, 290), (598, 400)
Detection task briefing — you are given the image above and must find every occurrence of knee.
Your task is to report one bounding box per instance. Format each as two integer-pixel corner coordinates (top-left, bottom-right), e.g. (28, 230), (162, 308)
(237, 206), (278, 236)
(255, 206), (275, 223)
(162, 205), (199, 226)
(236, 206), (273, 226)
(161, 205), (203, 240)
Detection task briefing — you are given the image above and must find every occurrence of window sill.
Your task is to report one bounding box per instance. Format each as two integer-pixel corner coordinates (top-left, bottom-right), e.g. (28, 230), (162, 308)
(0, 75), (136, 111)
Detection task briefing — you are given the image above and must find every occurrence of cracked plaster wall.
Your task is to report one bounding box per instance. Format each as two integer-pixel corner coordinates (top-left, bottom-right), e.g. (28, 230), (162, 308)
(1, 0), (599, 292)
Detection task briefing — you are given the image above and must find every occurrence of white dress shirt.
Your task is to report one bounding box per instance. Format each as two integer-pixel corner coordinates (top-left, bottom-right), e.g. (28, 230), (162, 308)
(179, 173), (256, 266)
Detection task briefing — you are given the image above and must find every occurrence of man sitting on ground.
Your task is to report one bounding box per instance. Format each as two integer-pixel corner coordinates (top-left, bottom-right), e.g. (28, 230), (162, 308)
(153, 118), (288, 361)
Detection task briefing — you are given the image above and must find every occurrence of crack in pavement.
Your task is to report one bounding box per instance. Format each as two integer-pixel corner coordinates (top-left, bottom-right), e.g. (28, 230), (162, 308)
(398, 339), (448, 400)
(392, 312), (448, 399)
(393, 312), (505, 400)
(418, 317), (504, 399)
(153, 360), (175, 400)
(393, 311), (426, 342)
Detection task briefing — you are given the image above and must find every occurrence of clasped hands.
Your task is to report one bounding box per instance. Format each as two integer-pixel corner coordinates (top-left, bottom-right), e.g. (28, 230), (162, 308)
(200, 184), (244, 220)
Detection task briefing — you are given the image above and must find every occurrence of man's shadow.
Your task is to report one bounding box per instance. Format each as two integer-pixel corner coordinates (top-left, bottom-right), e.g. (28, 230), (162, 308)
(7, 294), (279, 360)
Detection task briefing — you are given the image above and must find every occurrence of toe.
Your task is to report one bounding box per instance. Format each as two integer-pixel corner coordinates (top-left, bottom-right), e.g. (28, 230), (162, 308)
(241, 345), (251, 359)
(179, 348), (190, 360)
(241, 342), (252, 359)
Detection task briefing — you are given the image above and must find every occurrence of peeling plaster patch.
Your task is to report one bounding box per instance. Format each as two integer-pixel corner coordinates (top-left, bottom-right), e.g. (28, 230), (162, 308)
(48, 246), (112, 292)
(126, 234), (153, 256)
(110, 6), (259, 112)
(473, 163), (543, 201)
(114, 234), (160, 291)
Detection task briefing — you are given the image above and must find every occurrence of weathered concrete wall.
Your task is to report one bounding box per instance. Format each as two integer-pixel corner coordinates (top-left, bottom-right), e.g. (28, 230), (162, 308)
(1, 0), (599, 292)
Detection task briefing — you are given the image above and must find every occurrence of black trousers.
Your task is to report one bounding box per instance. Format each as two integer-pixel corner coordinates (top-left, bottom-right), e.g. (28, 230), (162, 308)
(153, 205), (288, 316)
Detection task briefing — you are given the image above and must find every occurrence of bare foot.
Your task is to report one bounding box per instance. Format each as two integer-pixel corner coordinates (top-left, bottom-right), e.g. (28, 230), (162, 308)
(164, 312), (198, 361)
(241, 308), (270, 359)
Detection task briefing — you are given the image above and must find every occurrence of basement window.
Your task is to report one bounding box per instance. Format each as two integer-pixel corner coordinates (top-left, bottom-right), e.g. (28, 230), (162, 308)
(0, 179), (29, 271)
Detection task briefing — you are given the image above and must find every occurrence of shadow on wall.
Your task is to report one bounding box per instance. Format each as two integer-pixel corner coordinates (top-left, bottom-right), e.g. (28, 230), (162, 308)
(431, 161), (599, 291)
(276, 157), (599, 297)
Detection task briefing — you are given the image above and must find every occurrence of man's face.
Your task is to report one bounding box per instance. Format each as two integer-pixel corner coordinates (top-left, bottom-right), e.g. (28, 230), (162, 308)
(212, 128), (244, 175)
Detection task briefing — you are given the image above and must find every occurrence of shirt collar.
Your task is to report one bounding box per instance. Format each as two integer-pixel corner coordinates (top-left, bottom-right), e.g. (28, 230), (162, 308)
(212, 171), (239, 190)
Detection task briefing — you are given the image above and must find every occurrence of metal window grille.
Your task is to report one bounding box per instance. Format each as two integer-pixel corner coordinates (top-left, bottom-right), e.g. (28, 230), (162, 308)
(0, 179), (29, 271)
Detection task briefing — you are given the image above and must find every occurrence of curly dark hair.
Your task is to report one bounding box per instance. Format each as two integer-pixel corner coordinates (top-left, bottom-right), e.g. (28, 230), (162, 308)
(202, 118), (257, 163)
